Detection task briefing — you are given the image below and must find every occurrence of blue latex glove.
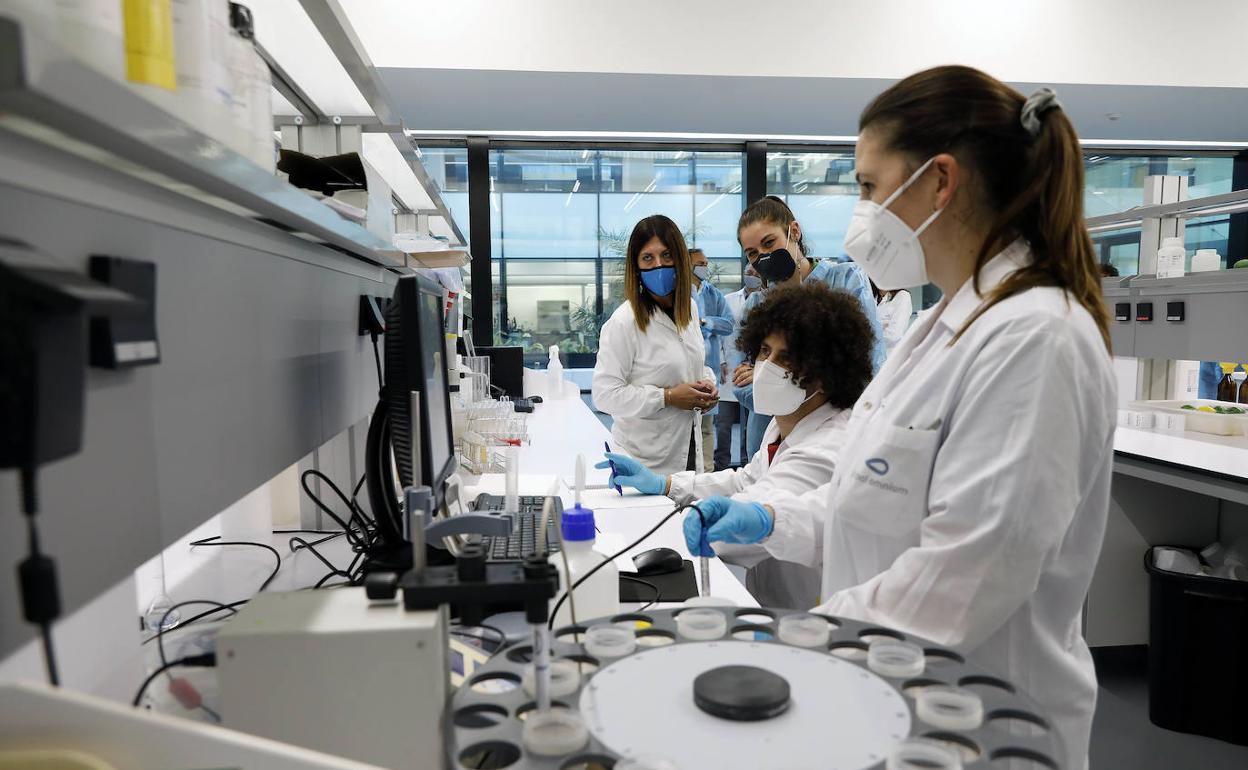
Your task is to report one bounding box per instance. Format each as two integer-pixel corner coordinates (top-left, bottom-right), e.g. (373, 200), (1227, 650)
(593, 452), (666, 495)
(683, 496), (773, 556)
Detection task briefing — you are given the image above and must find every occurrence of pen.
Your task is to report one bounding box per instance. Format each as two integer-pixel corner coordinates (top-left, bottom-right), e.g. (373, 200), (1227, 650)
(604, 441), (623, 496)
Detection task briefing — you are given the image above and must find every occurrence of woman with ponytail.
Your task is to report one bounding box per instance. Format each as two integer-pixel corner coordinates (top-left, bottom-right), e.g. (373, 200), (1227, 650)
(683, 66), (1115, 768)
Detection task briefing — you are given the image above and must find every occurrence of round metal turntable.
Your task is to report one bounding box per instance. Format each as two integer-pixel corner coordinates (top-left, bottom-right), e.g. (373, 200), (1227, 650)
(448, 607), (1065, 770)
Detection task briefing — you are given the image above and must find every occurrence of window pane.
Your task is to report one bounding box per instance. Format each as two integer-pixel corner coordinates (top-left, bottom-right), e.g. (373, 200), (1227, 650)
(766, 151), (858, 261)
(1085, 154), (1234, 275)
(489, 148), (743, 367)
(416, 146), (470, 246)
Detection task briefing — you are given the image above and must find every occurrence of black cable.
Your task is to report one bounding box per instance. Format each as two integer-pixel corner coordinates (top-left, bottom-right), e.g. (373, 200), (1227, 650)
(300, 470), (372, 549)
(288, 534), (351, 579)
(620, 574), (662, 611)
(548, 504), (693, 629)
(370, 331), (384, 393)
(144, 600), (247, 644)
(188, 537), (282, 593)
(150, 599), (247, 671)
(17, 466), (60, 687)
(132, 653), (216, 708)
(200, 704), (222, 722)
(450, 623), (508, 653)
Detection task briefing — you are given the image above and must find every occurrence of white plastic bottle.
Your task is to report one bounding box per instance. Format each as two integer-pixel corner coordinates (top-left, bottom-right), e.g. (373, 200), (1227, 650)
(135, 1), (233, 139)
(1155, 237), (1187, 279)
(225, 2), (275, 171)
(549, 504), (618, 628)
(547, 344), (565, 400)
(54, 0), (125, 81)
(1191, 249), (1222, 273)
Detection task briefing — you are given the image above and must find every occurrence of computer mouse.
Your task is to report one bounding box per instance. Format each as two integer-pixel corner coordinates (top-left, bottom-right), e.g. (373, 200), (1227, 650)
(529, 395), (544, 403)
(633, 547), (684, 576)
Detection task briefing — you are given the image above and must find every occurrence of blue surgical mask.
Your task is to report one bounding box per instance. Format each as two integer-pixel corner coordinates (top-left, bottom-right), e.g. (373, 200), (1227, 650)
(640, 266), (677, 297)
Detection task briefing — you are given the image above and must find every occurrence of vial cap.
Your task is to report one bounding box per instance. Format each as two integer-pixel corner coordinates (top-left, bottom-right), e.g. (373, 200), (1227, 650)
(561, 504), (596, 542)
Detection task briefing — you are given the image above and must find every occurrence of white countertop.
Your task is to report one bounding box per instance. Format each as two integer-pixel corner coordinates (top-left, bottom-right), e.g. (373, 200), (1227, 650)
(1114, 426), (1248, 480)
(471, 390), (756, 609)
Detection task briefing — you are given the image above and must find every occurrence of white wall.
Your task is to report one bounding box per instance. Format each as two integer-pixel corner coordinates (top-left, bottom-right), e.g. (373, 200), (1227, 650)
(346, 0), (1248, 88)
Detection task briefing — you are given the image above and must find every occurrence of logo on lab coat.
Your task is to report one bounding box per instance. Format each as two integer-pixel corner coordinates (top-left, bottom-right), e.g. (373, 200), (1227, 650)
(865, 458), (890, 476)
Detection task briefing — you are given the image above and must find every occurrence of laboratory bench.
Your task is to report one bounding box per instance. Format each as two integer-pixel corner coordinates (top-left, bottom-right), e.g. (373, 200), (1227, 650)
(1089, 425), (1248, 648)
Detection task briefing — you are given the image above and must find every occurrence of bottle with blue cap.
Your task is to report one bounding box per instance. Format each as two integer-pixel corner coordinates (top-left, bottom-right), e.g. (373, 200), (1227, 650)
(549, 457), (619, 627)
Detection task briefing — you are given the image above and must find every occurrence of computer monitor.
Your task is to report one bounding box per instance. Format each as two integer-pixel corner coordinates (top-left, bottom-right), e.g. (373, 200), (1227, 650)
(365, 274), (456, 551)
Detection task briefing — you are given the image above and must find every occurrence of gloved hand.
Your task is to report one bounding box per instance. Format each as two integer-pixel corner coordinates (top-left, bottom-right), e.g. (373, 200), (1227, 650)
(683, 496), (773, 556)
(593, 452), (667, 495)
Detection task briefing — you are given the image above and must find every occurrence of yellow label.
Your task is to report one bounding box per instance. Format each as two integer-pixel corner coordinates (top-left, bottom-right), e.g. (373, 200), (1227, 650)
(123, 0), (176, 90)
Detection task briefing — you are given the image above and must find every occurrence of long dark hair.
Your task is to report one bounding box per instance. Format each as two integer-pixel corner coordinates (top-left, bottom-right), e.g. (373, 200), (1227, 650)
(860, 65), (1110, 350)
(624, 215), (693, 332)
(737, 195), (811, 258)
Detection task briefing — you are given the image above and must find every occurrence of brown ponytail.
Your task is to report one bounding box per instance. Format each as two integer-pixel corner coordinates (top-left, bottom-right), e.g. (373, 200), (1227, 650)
(859, 65), (1111, 350)
(738, 195), (812, 258)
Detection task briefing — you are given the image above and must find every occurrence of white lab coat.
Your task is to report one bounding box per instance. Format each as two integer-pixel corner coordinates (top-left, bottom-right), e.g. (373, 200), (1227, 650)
(876, 289), (913, 355)
(667, 403), (849, 608)
(767, 239), (1115, 768)
(717, 288), (750, 403)
(593, 300), (714, 476)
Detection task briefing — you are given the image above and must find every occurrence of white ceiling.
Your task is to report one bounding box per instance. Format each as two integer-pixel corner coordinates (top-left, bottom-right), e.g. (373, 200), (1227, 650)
(344, 0), (1248, 89)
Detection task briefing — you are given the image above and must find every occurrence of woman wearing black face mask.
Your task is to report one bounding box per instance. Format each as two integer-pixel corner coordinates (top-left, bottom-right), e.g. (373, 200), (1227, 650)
(732, 196), (886, 458)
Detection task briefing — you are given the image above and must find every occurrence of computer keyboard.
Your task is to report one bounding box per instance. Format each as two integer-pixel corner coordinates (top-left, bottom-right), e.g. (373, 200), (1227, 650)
(472, 494), (563, 562)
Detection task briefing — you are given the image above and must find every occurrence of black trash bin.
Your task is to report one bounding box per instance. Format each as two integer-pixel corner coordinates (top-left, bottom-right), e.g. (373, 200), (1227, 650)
(1145, 546), (1248, 745)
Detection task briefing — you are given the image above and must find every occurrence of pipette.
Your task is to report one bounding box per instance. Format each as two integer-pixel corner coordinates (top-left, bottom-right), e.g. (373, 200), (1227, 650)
(574, 453), (585, 506)
(700, 543), (711, 597)
(533, 476), (564, 714)
(604, 441), (623, 496)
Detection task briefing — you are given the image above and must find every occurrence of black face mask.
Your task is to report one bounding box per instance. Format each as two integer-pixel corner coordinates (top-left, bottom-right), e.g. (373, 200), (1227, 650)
(754, 248), (797, 283)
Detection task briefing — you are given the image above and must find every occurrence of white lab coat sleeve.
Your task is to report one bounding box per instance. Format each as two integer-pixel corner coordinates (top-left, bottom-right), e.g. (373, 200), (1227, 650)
(816, 321), (1105, 649)
(756, 463), (835, 568)
(669, 438), (771, 504)
(667, 467), (747, 505)
(591, 314), (665, 419)
(881, 291), (913, 347)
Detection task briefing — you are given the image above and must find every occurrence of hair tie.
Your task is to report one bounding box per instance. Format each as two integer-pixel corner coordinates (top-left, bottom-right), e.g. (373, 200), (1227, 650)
(1020, 87), (1061, 137)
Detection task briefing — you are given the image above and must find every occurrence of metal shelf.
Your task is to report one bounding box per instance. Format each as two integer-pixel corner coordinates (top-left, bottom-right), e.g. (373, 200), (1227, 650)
(0, 14), (407, 268)
(1086, 188), (1248, 231)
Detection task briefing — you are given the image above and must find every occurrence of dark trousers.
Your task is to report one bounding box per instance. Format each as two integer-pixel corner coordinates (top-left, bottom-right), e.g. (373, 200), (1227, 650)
(714, 402), (746, 470)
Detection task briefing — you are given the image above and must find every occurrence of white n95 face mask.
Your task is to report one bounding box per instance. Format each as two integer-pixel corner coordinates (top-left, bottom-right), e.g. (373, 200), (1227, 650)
(843, 157), (943, 291)
(752, 359), (817, 417)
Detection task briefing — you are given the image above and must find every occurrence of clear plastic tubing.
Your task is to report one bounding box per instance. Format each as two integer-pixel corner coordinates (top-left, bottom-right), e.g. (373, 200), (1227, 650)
(868, 639), (926, 679)
(583, 624), (636, 658)
(531, 623), (552, 712)
(677, 608), (728, 641)
(778, 613), (831, 647)
(916, 685), (985, 731)
(886, 737), (963, 770)
(504, 445), (519, 513)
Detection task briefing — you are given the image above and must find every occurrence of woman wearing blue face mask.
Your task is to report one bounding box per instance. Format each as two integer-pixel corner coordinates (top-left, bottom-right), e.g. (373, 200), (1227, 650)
(592, 215), (719, 475)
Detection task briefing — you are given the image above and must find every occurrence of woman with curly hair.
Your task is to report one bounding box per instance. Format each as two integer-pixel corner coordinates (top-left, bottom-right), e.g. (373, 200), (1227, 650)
(597, 281), (875, 607)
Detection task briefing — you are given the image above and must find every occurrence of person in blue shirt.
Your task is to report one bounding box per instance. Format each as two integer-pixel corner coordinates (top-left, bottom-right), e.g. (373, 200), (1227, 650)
(731, 196), (887, 459)
(690, 247), (735, 472)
